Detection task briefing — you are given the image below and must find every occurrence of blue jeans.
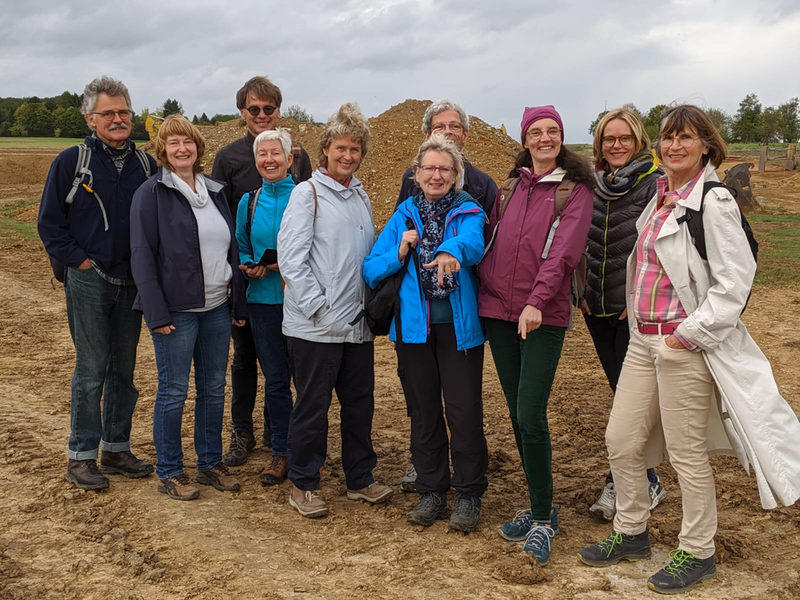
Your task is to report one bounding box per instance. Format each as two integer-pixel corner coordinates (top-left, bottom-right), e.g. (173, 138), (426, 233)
(248, 304), (293, 456)
(150, 302), (231, 479)
(65, 267), (141, 459)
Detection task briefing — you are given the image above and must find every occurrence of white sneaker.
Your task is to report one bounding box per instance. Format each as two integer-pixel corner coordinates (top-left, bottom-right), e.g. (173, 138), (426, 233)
(589, 481), (616, 521)
(400, 462), (417, 493)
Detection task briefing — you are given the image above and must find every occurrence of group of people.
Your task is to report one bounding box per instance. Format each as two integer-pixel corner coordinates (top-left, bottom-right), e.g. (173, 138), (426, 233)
(38, 74), (799, 596)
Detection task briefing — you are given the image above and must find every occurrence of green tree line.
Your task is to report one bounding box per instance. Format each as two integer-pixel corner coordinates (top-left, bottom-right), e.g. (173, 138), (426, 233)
(589, 93), (800, 144)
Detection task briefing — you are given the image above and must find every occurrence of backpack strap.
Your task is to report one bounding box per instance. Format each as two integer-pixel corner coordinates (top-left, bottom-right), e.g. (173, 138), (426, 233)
(482, 177), (519, 259)
(244, 187), (261, 238)
(307, 180), (318, 216)
(289, 141), (303, 182)
(134, 148), (152, 178)
(65, 143), (92, 206)
(541, 179), (576, 259)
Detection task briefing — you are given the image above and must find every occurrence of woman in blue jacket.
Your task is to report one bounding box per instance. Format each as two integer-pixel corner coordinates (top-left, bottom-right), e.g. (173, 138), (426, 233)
(235, 128), (295, 486)
(363, 135), (487, 533)
(131, 115), (247, 501)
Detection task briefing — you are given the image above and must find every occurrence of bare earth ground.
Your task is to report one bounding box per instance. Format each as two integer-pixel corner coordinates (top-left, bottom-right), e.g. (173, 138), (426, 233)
(1, 136), (799, 600)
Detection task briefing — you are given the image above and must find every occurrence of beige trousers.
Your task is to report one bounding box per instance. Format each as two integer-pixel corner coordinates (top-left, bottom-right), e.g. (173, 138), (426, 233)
(606, 329), (716, 559)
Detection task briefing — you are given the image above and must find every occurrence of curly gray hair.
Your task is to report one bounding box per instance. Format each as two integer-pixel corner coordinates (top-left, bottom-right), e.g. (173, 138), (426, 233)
(317, 102), (371, 168)
(421, 99), (469, 135)
(81, 76), (132, 115)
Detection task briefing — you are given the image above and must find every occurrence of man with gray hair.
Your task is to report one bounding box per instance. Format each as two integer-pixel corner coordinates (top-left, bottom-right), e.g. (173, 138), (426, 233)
(38, 76), (157, 490)
(396, 99), (498, 212)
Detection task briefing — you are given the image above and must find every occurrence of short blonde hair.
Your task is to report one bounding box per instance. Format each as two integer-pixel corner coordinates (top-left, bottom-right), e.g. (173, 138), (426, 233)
(155, 114), (206, 175)
(411, 134), (465, 193)
(317, 103), (370, 168)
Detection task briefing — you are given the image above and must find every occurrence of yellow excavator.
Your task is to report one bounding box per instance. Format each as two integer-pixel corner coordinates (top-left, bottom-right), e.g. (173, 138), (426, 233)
(144, 114), (164, 140)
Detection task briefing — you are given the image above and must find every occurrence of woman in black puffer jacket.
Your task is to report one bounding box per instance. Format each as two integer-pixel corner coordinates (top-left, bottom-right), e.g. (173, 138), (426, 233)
(579, 109), (665, 522)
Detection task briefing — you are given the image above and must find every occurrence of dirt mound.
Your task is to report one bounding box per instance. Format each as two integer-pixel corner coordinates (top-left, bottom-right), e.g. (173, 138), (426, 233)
(198, 99), (521, 227)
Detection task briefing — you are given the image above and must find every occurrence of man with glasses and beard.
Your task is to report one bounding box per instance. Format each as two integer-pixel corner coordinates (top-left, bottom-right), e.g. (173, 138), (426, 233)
(212, 76), (312, 467)
(38, 76), (157, 490)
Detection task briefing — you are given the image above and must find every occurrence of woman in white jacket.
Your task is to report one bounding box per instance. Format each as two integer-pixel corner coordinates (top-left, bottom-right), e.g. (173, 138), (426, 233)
(578, 105), (800, 595)
(277, 103), (392, 518)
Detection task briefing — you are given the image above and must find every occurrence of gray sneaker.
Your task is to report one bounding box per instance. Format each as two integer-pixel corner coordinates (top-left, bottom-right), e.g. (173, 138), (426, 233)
(589, 481), (616, 521)
(578, 529), (652, 567)
(649, 478), (667, 511)
(407, 492), (449, 526)
(400, 462), (418, 493)
(222, 430), (255, 467)
(647, 549), (716, 594)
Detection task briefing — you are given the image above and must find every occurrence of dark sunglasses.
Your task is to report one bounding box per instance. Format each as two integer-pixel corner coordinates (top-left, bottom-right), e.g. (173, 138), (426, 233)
(245, 104), (277, 116)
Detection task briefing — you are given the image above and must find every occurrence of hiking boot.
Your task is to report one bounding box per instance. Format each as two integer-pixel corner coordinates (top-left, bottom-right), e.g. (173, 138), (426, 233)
(157, 473), (200, 501)
(589, 480), (616, 521)
(449, 494), (481, 533)
(196, 462), (241, 492)
(578, 529), (651, 566)
(407, 492), (449, 526)
(647, 549), (716, 594)
(66, 459), (109, 491)
(522, 508), (560, 566)
(400, 462), (418, 493)
(499, 506), (558, 541)
(100, 451), (154, 478)
(289, 484), (329, 518)
(347, 481), (393, 504)
(222, 429), (255, 467)
(259, 456), (288, 486)
(649, 478), (667, 511)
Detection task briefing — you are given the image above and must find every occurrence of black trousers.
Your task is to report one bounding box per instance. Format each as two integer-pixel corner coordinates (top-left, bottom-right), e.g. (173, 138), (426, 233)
(286, 337), (377, 491)
(583, 313), (630, 392)
(395, 324), (488, 497)
(230, 321), (270, 435)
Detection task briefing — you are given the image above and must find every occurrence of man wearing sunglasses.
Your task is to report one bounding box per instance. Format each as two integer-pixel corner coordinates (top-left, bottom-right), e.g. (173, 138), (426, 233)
(212, 76), (312, 467)
(38, 76), (158, 491)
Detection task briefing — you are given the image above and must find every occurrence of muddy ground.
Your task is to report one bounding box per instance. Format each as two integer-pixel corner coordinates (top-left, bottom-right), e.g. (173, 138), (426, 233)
(1, 117), (798, 600)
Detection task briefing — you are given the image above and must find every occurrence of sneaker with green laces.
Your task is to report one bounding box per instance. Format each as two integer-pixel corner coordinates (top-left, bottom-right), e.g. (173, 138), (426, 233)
(577, 530), (651, 566)
(647, 549), (716, 594)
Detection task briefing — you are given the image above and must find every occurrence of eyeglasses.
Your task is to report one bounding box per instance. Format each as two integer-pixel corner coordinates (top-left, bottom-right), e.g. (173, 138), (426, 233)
(660, 133), (699, 147)
(92, 109), (133, 120)
(418, 165), (456, 175)
(601, 135), (635, 148)
(431, 121), (464, 133)
(245, 104), (277, 116)
(526, 127), (561, 141)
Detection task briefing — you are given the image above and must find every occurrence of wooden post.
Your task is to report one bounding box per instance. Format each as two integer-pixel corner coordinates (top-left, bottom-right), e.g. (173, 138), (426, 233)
(758, 146), (767, 172)
(787, 145), (796, 171)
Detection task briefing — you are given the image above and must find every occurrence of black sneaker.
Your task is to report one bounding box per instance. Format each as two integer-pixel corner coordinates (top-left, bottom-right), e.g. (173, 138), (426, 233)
(407, 492), (449, 527)
(66, 459), (109, 490)
(449, 494), (481, 533)
(647, 549), (716, 594)
(222, 430), (255, 467)
(578, 530), (651, 566)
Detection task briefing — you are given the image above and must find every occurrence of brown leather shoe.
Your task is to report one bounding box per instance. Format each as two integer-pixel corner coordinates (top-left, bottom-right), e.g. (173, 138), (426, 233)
(259, 456), (288, 486)
(66, 459), (109, 491)
(289, 484), (329, 518)
(346, 481), (393, 504)
(100, 451), (154, 478)
(157, 473), (200, 501)
(196, 462), (241, 492)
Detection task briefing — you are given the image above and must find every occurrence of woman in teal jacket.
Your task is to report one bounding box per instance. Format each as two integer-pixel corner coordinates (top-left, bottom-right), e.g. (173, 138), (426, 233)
(235, 128), (295, 486)
(363, 135), (487, 534)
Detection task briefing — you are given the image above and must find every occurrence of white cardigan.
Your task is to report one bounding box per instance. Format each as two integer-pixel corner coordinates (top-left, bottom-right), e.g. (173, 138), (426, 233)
(626, 162), (800, 509)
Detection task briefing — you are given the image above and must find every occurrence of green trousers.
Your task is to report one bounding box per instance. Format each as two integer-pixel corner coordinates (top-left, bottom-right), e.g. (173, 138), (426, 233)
(485, 318), (565, 520)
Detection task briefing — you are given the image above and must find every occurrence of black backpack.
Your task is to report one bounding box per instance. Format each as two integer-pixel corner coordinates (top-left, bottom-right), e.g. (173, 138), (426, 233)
(676, 181), (759, 262)
(350, 218), (417, 337)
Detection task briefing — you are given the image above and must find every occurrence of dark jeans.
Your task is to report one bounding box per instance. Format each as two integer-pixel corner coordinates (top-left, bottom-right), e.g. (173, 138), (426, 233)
(150, 302), (231, 479)
(248, 304), (293, 456)
(230, 320), (269, 435)
(485, 318), (565, 521)
(65, 267), (141, 459)
(286, 337), (377, 491)
(583, 313), (630, 392)
(395, 324), (487, 497)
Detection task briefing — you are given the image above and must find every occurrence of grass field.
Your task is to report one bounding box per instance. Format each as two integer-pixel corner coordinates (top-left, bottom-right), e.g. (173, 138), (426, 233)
(0, 137), (149, 149)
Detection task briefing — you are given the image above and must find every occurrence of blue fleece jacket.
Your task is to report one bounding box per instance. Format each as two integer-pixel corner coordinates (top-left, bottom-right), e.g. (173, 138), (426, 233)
(363, 191), (486, 350)
(235, 175), (295, 304)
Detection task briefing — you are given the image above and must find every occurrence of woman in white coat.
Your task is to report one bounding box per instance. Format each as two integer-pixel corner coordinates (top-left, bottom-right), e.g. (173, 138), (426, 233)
(277, 103), (392, 519)
(578, 104), (800, 595)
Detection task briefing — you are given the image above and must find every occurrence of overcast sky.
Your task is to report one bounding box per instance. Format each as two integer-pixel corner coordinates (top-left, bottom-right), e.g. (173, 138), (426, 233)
(1, 0), (798, 142)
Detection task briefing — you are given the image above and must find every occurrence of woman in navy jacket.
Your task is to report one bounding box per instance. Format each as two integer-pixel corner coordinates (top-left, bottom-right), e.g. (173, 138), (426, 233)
(130, 115), (246, 501)
(363, 135), (487, 533)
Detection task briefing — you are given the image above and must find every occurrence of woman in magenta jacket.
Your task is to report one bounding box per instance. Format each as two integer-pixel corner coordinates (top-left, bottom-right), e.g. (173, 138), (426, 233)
(478, 105), (593, 565)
